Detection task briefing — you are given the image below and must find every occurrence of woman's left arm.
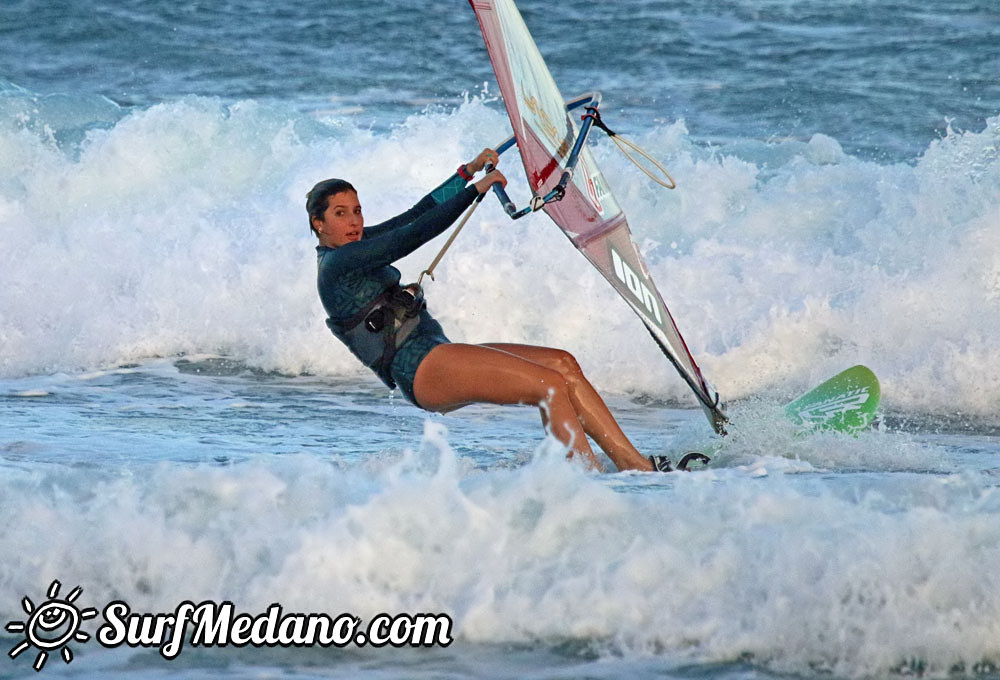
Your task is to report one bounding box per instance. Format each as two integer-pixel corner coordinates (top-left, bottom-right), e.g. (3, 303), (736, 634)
(363, 175), (465, 238)
(333, 185), (478, 271)
(334, 163), (506, 272)
(365, 148), (500, 238)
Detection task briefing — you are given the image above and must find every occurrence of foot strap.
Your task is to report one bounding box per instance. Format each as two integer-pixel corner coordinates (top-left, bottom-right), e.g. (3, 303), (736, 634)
(648, 455), (673, 472)
(677, 452), (711, 470)
(649, 452), (711, 473)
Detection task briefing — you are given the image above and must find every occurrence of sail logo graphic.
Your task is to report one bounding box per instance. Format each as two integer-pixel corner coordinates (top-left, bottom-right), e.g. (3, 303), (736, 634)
(611, 247), (663, 326)
(6, 580), (98, 672)
(583, 161), (613, 216)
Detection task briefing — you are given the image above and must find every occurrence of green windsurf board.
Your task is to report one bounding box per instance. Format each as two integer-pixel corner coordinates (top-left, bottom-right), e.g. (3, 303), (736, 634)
(784, 365), (881, 434)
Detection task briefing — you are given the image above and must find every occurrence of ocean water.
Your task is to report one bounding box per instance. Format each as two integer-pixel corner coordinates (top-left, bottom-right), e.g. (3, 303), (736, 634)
(1, 1), (999, 678)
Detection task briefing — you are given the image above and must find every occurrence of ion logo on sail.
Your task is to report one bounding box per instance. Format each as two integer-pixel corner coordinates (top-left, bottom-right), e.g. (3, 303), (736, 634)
(611, 247), (663, 326)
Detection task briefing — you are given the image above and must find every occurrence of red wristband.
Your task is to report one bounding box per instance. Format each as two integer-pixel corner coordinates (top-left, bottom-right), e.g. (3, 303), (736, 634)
(457, 164), (473, 181)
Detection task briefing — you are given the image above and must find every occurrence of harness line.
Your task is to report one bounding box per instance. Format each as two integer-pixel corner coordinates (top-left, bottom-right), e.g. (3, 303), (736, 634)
(417, 190), (486, 287)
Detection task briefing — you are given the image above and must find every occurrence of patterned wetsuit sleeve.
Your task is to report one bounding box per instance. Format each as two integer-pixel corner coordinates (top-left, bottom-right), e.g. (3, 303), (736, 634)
(318, 183), (478, 279)
(364, 173), (470, 238)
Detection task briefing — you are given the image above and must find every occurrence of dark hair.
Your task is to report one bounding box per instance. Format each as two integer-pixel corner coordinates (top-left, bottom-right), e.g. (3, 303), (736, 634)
(306, 178), (357, 234)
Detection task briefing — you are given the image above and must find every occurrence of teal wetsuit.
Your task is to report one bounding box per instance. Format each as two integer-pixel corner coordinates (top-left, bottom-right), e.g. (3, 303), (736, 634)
(316, 173), (478, 406)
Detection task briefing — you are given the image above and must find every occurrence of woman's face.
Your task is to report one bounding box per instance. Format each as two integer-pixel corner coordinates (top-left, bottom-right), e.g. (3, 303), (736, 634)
(312, 190), (364, 247)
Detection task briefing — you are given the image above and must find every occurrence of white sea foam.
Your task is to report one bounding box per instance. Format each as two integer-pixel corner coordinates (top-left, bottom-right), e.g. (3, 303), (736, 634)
(1, 425), (997, 677)
(2, 94), (998, 417)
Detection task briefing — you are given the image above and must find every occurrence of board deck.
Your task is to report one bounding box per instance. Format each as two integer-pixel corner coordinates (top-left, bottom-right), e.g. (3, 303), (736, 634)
(784, 365), (881, 434)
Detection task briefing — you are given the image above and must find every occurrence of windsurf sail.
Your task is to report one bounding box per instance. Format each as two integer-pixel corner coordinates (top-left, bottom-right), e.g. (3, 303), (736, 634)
(470, 0), (727, 434)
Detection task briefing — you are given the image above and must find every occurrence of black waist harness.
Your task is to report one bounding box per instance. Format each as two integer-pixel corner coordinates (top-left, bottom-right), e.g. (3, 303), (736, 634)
(326, 284), (426, 389)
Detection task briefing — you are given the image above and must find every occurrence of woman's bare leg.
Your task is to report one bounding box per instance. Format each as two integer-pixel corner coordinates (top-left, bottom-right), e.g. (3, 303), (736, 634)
(412, 343), (601, 469)
(412, 343), (652, 471)
(482, 344), (652, 472)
